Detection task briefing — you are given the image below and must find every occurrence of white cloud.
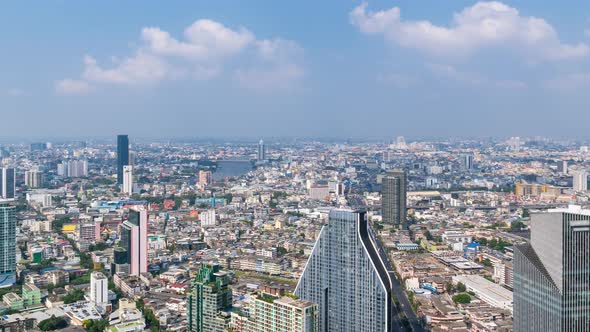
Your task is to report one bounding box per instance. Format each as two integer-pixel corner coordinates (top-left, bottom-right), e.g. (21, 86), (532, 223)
(233, 38), (305, 91)
(59, 19), (303, 94)
(256, 38), (303, 62)
(141, 20), (254, 60)
(55, 79), (93, 95)
(350, 1), (589, 61)
(82, 53), (182, 85)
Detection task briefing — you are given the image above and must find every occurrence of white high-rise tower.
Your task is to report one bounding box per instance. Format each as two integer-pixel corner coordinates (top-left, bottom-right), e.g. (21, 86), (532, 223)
(122, 165), (133, 195)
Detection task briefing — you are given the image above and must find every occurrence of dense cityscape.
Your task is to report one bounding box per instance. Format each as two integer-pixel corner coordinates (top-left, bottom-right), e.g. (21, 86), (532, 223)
(0, 135), (588, 331)
(4, 0), (590, 331)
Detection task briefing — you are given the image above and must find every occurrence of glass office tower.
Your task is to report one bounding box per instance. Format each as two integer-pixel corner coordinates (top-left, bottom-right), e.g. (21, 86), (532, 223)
(0, 201), (16, 288)
(117, 135), (129, 185)
(382, 170), (406, 226)
(514, 206), (590, 332)
(295, 209), (392, 332)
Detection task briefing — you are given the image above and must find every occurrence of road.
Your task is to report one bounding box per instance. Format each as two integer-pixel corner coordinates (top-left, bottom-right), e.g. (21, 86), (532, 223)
(389, 270), (426, 332)
(370, 227), (427, 332)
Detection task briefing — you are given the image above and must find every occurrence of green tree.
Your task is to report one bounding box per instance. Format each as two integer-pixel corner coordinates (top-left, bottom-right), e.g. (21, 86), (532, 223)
(276, 247), (288, 256)
(456, 282), (466, 293)
(445, 282), (454, 294)
(510, 221), (526, 232)
(38, 316), (69, 331)
(84, 319), (109, 332)
(63, 289), (85, 304)
(452, 293), (471, 304)
(52, 216), (71, 233)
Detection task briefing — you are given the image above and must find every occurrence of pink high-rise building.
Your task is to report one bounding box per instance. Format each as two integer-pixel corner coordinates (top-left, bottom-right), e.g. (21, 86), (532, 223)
(120, 207), (148, 275)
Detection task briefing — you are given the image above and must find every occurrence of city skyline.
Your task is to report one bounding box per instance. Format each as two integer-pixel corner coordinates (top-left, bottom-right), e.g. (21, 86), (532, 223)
(2, 2), (590, 331)
(4, 1), (590, 137)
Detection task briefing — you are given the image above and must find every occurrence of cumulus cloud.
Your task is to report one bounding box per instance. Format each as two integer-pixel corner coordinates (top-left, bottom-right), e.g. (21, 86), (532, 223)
(231, 38), (305, 91)
(350, 1), (589, 61)
(141, 20), (254, 60)
(81, 53), (181, 85)
(55, 79), (93, 95)
(58, 19), (303, 94)
(255, 38), (303, 62)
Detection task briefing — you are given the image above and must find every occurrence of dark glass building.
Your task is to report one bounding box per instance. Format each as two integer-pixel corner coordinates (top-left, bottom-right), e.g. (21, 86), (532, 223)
(0, 201), (16, 288)
(117, 135), (129, 184)
(382, 170), (407, 226)
(514, 207), (590, 332)
(0, 168), (15, 199)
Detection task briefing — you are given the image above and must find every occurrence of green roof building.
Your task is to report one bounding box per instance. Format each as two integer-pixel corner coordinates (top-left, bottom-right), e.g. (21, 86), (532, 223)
(22, 283), (41, 307)
(187, 264), (232, 332)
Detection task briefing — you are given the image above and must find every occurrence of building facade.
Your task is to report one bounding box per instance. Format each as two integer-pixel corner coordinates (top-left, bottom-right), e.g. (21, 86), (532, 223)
(120, 208), (148, 276)
(90, 271), (109, 307)
(382, 170), (406, 226)
(572, 170), (587, 192)
(24, 170), (44, 189)
(240, 289), (318, 332)
(123, 165), (133, 195)
(0, 168), (15, 199)
(295, 209), (393, 332)
(117, 135), (129, 185)
(258, 140), (266, 161)
(0, 201), (16, 288)
(514, 206), (590, 332)
(187, 264), (232, 332)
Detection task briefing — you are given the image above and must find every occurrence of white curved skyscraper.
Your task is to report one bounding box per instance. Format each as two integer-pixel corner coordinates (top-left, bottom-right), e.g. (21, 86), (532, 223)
(295, 209), (393, 332)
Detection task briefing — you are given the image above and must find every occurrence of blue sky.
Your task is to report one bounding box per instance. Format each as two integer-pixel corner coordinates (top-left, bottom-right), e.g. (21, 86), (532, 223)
(2, 1), (590, 139)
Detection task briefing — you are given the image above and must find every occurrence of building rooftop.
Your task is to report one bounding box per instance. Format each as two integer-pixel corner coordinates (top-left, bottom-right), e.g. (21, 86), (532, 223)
(453, 275), (513, 305)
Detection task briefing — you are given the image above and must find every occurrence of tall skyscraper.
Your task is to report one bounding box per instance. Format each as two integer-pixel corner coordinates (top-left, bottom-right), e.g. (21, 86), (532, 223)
(57, 160), (88, 178)
(514, 206), (590, 332)
(24, 170), (44, 189)
(117, 135), (129, 185)
(0, 201), (16, 288)
(295, 209), (393, 332)
(572, 170), (587, 192)
(382, 170), (407, 226)
(122, 165), (133, 195)
(258, 139), (266, 161)
(557, 160), (568, 175)
(198, 170), (212, 186)
(0, 168), (15, 199)
(120, 208), (147, 275)
(187, 264), (232, 332)
(460, 154), (475, 171)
